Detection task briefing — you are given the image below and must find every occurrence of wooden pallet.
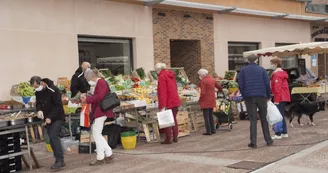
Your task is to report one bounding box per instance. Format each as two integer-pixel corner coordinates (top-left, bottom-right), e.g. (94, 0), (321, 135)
(142, 120), (160, 143)
(189, 111), (205, 132)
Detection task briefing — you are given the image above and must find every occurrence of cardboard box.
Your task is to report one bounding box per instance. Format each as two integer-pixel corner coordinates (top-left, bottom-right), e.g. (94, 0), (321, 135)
(176, 111), (190, 137)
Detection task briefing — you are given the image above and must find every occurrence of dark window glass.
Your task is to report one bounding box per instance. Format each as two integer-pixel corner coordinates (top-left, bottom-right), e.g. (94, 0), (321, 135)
(228, 42), (259, 71)
(78, 37), (133, 75)
(275, 43), (297, 69)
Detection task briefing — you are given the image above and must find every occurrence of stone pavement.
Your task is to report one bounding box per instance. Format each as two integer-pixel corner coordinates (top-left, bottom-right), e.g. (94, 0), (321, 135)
(27, 110), (328, 173)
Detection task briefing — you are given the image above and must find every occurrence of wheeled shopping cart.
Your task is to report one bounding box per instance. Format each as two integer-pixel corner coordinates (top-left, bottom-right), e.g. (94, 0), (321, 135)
(213, 92), (234, 130)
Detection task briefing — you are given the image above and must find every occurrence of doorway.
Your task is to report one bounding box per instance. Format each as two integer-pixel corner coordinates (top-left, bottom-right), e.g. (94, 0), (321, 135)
(170, 40), (201, 84)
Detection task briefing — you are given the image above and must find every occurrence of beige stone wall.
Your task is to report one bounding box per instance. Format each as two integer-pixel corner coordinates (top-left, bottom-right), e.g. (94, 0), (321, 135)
(0, 0), (154, 100)
(152, 8), (215, 77)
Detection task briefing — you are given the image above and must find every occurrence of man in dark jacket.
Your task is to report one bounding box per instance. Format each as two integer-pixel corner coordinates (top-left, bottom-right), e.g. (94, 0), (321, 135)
(70, 62), (91, 98)
(237, 55), (273, 148)
(30, 76), (65, 170)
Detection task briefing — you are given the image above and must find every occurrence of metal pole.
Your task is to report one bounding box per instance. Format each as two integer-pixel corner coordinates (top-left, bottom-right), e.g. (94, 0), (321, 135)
(325, 51), (327, 104)
(25, 126), (32, 171)
(68, 114), (72, 140)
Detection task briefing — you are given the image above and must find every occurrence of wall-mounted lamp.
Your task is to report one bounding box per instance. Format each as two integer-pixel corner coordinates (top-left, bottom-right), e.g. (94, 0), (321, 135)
(184, 14), (191, 18)
(158, 12), (166, 17)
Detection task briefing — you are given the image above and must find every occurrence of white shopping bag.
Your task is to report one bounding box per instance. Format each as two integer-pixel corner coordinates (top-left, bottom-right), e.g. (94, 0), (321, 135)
(267, 101), (283, 125)
(157, 109), (175, 129)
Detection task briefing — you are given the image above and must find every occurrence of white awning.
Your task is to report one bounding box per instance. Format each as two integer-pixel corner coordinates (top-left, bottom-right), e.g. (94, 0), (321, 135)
(243, 42), (328, 57)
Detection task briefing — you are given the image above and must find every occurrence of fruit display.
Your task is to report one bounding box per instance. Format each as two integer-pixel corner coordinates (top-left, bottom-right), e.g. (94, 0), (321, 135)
(16, 82), (35, 97)
(214, 99), (231, 114)
(228, 81), (238, 88)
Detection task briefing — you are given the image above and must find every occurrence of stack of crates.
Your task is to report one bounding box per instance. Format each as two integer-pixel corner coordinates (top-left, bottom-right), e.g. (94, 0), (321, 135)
(0, 133), (22, 173)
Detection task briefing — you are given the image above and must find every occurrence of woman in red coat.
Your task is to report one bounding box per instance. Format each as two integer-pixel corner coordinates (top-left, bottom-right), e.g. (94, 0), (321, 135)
(80, 68), (114, 165)
(155, 63), (181, 144)
(198, 69), (222, 135)
(270, 58), (291, 140)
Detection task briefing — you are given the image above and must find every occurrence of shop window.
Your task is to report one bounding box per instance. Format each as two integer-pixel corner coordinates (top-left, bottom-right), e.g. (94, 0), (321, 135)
(78, 37), (133, 75)
(228, 42), (259, 71)
(275, 43), (297, 69)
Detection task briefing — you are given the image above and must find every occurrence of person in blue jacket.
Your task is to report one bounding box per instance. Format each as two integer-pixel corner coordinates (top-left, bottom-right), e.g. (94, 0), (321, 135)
(237, 55), (273, 148)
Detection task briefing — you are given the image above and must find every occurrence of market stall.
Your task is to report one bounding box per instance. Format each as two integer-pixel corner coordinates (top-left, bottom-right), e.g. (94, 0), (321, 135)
(243, 42), (328, 104)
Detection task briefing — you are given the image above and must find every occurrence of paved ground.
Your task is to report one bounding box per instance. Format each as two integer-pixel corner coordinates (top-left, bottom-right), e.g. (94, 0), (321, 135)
(26, 110), (328, 173)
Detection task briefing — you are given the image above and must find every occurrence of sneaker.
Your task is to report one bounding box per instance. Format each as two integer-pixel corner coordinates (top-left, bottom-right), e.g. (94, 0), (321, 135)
(282, 134), (289, 138)
(271, 135), (282, 140)
(89, 159), (105, 166)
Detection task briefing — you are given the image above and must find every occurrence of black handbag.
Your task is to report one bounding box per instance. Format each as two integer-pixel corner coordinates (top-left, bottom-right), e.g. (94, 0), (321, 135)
(99, 83), (121, 112)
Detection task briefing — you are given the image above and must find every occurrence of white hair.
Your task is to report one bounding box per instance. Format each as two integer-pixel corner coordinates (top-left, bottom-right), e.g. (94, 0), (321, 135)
(198, 69), (208, 77)
(155, 63), (166, 72)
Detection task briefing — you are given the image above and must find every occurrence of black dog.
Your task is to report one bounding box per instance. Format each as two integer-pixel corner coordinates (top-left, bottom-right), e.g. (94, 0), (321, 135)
(288, 101), (325, 127)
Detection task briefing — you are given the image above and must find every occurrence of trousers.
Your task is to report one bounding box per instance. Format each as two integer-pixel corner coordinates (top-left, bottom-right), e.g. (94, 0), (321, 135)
(93, 116), (112, 160)
(163, 107), (179, 141)
(275, 102), (288, 136)
(46, 120), (64, 163)
(245, 97), (272, 145)
(203, 108), (215, 134)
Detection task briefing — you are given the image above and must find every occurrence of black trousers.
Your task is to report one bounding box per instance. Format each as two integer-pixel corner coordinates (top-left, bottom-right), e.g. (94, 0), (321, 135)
(46, 120), (64, 162)
(203, 108), (215, 134)
(244, 97), (272, 145)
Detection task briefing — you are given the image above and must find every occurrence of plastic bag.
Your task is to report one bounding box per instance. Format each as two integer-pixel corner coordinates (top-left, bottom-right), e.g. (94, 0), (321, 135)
(267, 101), (283, 125)
(157, 109), (175, 129)
(272, 121), (283, 133)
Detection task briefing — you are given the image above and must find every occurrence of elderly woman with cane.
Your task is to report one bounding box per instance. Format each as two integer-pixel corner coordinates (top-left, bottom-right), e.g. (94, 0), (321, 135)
(155, 63), (181, 144)
(80, 68), (114, 166)
(198, 69), (222, 135)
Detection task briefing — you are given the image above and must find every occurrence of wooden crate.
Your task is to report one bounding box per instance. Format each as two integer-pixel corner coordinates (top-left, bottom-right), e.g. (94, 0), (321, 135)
(80, 133), (108, 143)
(189, 111), (205, 132)
(176, 111), (190, 137)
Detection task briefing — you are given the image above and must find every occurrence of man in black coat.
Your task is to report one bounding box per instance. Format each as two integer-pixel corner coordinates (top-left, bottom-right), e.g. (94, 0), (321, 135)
(30, 76), (65, 170)
(70, 62), (91, 98)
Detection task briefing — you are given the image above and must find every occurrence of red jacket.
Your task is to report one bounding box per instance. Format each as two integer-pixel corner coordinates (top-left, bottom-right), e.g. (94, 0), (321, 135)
(86, 78), (114, 119)
(199, 75), (222, 109)
(157, 69), (181, 109)
(271, 68), (291, 103)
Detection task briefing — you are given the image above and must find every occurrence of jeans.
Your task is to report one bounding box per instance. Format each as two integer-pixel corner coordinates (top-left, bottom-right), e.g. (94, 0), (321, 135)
(275, 102), (288, 136)
(245, 97), (272, 145)
(163, 107), (179, 141)
(46, 120), (64, 163)
(203, 108), (216, 134)
(93, 116), (113, 160)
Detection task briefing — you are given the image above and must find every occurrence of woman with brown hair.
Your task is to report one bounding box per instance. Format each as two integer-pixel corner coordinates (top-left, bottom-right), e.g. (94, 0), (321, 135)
(270, 58), (291, 140)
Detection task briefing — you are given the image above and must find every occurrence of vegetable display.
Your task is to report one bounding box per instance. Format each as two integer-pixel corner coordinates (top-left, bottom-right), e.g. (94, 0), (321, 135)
(136, 68), (146, 80)
(16, 82), (35, 97)
(224, 71), (236, 80)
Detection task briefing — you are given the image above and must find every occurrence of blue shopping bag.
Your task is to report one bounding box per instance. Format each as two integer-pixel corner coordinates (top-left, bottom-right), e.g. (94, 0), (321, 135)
(272, 121), (283, 133)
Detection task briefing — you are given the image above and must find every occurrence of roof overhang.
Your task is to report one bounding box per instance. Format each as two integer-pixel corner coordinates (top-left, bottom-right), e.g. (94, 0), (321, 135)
(140, 0), (328, 22)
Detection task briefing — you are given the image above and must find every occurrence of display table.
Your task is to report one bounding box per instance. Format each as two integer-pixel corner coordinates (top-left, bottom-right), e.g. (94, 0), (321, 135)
(291, 85), (328, 103)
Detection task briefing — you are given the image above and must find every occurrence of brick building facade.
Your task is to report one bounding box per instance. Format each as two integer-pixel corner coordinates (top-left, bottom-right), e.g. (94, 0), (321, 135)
(152, 8), (214, 83)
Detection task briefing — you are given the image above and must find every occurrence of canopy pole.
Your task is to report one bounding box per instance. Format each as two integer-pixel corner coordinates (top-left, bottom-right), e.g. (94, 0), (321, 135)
(325, 51), (327, 104)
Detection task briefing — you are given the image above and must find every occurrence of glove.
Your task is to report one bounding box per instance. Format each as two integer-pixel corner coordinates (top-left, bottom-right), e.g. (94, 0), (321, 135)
(37, 111), (44, 119)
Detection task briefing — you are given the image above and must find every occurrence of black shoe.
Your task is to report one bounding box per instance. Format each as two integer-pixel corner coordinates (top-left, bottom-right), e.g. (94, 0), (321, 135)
(51, 161), (65, 170)
(203, 133), (212, 136)
(267, 141), (273, 146)
(248, 143), (257, 148)
(212, 131), (216, 134)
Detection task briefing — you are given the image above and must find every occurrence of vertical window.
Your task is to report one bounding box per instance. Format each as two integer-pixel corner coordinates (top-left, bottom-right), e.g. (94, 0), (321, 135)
(228, 42), (259, 71)
(275, 43), (297, 69)
(78, 37), (133, 75)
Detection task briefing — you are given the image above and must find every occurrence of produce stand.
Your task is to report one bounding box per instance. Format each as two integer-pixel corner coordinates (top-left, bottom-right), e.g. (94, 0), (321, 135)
(243, 42), (328, 104)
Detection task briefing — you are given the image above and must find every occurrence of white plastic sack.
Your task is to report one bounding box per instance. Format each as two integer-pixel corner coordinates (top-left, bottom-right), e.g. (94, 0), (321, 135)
(157, 109), (175, 129)
(267, 101), (283, 125)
